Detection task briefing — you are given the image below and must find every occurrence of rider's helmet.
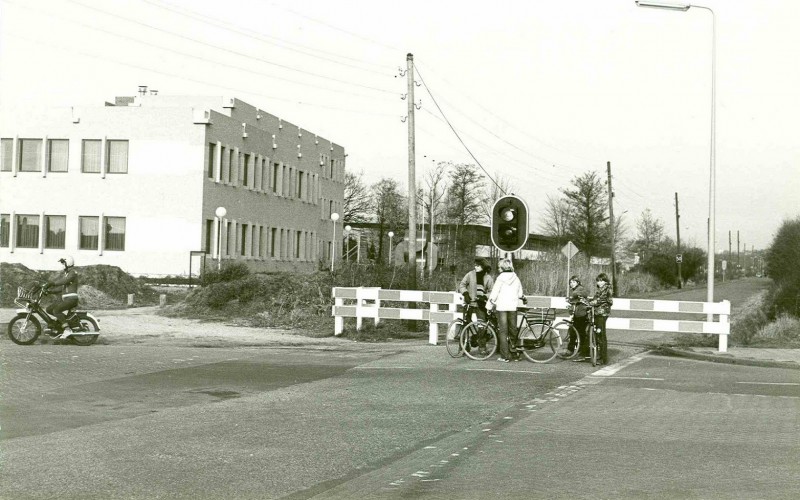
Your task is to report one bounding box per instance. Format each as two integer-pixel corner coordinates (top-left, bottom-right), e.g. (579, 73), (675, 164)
(58, 256), (75, 268)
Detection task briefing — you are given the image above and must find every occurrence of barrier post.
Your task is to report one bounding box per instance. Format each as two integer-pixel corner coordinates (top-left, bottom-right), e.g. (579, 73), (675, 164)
(334, 295), (344, 335)
(718, 300), (730, 352)
(429, 301), (438, 345)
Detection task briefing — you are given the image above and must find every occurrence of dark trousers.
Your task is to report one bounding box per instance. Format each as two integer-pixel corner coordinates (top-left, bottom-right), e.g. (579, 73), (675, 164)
(46, 296), (79, 325)
(496, 311), (518, 359)
(595, 315), (609, 363)
(573, 315), (588, 355)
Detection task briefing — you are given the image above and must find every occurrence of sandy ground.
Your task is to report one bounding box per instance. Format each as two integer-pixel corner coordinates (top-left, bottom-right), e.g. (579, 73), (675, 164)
(0, 306), (359, 348)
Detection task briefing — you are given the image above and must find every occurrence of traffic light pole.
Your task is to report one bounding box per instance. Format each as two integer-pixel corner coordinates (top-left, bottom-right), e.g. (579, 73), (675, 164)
(406, 53), (417, 291)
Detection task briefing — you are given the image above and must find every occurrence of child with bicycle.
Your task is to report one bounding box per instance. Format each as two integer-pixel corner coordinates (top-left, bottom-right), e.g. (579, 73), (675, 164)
(486, 258), (527, 362)
(587, 272), (613, 365)
(565, 275), (589, 359)
(458, 258), (495, 354)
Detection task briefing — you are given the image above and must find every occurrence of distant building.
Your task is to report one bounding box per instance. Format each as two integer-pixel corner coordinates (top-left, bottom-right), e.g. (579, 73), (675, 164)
(0, 92), (345, 276)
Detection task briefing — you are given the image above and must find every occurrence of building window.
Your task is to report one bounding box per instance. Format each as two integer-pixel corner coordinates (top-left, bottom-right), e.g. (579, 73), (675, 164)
(47, 139), (69, 172)
(19, 139), (42, 172)
(82, 140), (101, 173)
(0, 214), (9, 247)
(270, 228), (277, 258)
(295, 231), (302, 259)
(104, 217), (126, 251)
(45, 215), (66, 249)
(272, 163), (279, 193)
(240, 224), (248, 256)
(1, 139), (13, 172)
(243, 153), (250, 187)
(79, 216), (99, 249)
(228, 149), (235, 184)
(205, 219), (214, 252)
(16, 214), (39, 248)
(107, 140), (128, 174)
(207, 143), (216, 179)
(297, 171), (304, 199)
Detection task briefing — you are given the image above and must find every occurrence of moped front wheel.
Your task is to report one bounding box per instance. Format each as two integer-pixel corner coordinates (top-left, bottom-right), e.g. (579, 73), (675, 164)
(8, 315), (42, 345)
(70, 317), (100, 346)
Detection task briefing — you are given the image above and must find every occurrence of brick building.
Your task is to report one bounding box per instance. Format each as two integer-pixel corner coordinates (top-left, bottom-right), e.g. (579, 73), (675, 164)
(0, 92), (345, 276)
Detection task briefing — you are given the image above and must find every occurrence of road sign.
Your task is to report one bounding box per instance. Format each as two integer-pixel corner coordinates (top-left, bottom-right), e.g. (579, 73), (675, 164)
(676, 254), (683, 263)
(722, 260), (727, 271)
(561, 241), (579, 259)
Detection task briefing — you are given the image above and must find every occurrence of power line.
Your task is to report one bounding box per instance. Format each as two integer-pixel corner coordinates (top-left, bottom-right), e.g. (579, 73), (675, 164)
(63, 0), (397, 95)
(415, 66), (505, 194)
(5, 32), (400, 119)
(140, 0), (395, 76)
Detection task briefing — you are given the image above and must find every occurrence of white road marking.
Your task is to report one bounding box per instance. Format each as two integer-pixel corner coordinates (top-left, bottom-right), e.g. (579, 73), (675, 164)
(588, 376), (665, 381)
(466, 368), (541, 374)
(590, 353), (649, 377)
(736, 381), (800, 386)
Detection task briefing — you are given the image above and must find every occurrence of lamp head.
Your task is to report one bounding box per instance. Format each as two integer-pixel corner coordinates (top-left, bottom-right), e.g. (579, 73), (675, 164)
(331, 213), (339, 222)
(635, 0), (690, 11)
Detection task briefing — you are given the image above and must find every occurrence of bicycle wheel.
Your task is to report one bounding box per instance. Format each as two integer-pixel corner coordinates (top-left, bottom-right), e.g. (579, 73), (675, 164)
(7, 315), (42, 345)
(519, 323), (559, 363)
(553, 321), (580, 359)
(461, 321), (497, 360)
(445, 319), (465, 358)
(588, 326), (598, 367)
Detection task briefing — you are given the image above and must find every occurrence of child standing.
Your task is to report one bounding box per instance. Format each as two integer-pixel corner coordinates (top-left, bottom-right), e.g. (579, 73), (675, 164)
(588, 273), (613, 365)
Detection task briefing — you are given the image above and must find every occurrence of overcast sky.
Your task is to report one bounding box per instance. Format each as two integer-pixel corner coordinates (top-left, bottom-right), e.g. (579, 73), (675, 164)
(2, 0), (797, 251)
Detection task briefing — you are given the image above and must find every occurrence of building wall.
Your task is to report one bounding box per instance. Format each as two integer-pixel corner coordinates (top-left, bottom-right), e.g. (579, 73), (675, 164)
(0, 95), (345, 276)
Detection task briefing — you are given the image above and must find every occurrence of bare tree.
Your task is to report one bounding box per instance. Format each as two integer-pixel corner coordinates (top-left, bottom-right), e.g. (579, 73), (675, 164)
(628, 208), (665, 262)
(562, 171), (609, 263)
(540, 194), (573, 245)
(479, 172), (511, 225)
(446, 163), (484, 226)
(343, 170), (371, 223)
(371, 177), (407, 262)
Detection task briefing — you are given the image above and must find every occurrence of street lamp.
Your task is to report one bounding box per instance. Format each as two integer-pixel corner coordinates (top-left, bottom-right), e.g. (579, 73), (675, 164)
(387, 231), (394, 265)
(635, 0), (716, 308)
(330, 212), (339, 271)
(215, 206), (227, 270)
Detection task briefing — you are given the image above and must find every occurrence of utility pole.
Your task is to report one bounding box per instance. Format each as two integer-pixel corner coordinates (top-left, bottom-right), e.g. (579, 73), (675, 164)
(606, 161), (618, 297)
(406, 53), (417, 290)
(675, 192), (682, 288)
(728, 231), (732, 266)
(737, 231), (740, 268)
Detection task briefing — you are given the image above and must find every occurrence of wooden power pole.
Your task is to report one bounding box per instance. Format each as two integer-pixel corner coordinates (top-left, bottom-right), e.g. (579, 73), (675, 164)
(406, 53), (417, 290)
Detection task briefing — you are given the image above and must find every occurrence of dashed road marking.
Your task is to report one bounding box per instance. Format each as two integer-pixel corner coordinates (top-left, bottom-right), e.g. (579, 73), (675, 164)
(736, 381), (799, 386)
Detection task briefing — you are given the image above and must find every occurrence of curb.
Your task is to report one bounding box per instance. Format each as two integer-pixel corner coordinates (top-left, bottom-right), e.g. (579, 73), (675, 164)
(652, 346), (800, 370)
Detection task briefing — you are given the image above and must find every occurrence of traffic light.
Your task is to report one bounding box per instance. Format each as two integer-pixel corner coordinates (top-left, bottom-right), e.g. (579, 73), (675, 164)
(491, 195), (529, 253)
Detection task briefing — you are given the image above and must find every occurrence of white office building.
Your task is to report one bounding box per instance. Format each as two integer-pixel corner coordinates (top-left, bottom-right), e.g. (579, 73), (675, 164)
(0, 92), (346, 276)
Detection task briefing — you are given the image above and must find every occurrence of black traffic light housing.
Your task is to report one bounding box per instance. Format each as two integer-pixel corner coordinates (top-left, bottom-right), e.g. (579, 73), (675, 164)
(491, 195), (529, 253)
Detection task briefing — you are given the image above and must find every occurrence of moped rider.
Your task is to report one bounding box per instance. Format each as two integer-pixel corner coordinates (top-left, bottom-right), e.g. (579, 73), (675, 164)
(44, 256), (80, 339)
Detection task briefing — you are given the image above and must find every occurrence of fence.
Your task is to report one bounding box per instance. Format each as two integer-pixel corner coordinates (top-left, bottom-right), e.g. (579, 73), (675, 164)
(332, 287), (732, 352)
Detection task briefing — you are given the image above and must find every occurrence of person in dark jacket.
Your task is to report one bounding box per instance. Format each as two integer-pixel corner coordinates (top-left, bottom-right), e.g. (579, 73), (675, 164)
(458, 257), (494, 322)
(565, 276), (588, 357)
(588, 272), (613, 364)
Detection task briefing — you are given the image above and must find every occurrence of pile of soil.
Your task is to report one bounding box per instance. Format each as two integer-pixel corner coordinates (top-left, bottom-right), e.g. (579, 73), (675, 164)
(0, 262), (159, 309)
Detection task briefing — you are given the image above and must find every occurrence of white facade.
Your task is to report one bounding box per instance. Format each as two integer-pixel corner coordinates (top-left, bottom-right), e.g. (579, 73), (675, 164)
(0, 94), (345, 276)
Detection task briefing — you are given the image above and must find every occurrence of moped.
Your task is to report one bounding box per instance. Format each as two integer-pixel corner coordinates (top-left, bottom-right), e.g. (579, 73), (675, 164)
(7, 283), (100, 346)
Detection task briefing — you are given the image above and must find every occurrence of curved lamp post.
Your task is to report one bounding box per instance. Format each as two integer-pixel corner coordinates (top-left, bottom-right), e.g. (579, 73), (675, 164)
(330, 212), (339, 271)
(635, 0), (716, 309)
(215, 206), (227, 270)
(387, 231), (394, 265)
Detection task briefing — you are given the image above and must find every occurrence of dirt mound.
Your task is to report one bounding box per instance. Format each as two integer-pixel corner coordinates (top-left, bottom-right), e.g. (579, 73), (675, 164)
(0, 262), (157, 308)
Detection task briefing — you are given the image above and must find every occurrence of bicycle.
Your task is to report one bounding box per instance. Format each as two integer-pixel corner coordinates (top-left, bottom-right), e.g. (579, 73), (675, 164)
(459, 310), (499, 361)
(583, 302), (607, 367)
(446, 302), (479, 358)
(549, 313), (582, 360)
(515, 307), (565, 363)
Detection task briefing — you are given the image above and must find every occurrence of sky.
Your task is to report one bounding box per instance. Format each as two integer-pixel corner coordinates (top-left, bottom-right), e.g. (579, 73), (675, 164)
(1, 0), (798, 252)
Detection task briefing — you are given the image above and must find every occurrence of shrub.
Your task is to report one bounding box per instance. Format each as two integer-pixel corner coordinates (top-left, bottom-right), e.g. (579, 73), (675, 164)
(765, 217), (800, 316)
(729, 291), (770, 346)
(201, 262), (251, 285)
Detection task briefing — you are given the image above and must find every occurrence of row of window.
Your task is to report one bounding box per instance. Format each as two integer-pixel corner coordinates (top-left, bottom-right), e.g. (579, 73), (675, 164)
(0, 214), (126, 251)
(0, 138), (128, 174)
(204, 219), (326, 262)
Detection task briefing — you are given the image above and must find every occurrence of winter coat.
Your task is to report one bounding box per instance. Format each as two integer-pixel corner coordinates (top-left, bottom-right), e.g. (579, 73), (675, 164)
(566, 284), (588, 318)
(589, 284), (613, 317)
(458, 270), (494, 303)
(487, 272), (525, 312)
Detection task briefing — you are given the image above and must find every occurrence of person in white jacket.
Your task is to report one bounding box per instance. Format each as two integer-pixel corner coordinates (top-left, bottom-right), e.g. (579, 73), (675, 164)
(487, 258), (527, 362)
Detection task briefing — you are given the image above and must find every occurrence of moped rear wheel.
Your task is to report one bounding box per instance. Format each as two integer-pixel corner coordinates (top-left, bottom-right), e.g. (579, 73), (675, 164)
(8, 315), (42, 345)
(70, 317), (100, 346)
